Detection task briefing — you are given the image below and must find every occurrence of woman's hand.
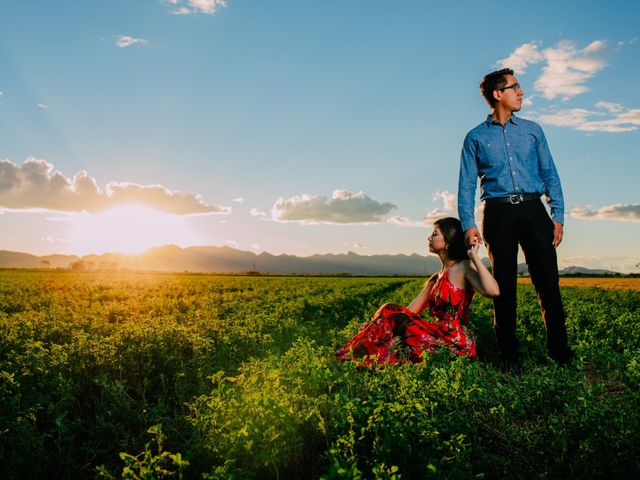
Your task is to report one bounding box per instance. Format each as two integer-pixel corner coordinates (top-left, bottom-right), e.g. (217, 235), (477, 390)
(467, 237), (480, 259)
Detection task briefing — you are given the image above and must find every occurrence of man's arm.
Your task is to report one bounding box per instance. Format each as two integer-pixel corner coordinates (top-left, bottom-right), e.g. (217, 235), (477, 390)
(536, 127), (564, 225)
(536, 126), (565, 247)
(458, 133), (480, 243)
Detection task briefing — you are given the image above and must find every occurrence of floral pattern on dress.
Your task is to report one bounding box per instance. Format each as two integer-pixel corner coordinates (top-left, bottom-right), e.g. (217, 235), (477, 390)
(336, 270), (475, 365)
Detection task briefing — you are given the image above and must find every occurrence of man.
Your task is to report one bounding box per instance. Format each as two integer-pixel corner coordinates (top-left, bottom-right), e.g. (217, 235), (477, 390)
(457, 68), (573, 375)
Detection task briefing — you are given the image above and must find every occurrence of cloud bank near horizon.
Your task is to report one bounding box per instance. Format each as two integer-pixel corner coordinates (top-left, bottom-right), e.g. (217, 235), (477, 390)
(271, 189), (397, 224)
(0, 157), (229, 215)
(571, 203), (640, 223)
(557, 256), (640, 274)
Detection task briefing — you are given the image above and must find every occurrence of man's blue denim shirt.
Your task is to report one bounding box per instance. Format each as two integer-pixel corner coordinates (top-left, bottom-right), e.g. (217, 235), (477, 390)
(457, 114), (564, 232)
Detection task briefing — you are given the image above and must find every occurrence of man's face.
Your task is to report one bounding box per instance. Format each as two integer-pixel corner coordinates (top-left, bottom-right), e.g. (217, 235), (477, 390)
(494, 74), (524, 112)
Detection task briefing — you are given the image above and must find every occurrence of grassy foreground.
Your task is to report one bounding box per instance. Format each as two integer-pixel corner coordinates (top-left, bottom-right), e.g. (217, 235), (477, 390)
(0, 271), (639, 479)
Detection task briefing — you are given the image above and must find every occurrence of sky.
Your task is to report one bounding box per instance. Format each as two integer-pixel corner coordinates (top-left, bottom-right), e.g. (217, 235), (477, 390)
(1, 0), (639, 272)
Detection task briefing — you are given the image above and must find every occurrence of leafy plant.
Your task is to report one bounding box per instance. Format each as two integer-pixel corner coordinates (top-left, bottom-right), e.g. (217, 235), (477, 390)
(96, 424), (189, 479)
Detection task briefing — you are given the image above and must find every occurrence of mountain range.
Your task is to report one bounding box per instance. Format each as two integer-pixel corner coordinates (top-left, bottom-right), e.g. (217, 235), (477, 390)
(0, 245), (439, 275)
(0, 246), (619, 276)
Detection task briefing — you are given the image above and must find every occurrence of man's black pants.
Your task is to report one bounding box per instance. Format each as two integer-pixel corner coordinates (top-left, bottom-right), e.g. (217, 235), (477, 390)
(482, 199), (571, 363)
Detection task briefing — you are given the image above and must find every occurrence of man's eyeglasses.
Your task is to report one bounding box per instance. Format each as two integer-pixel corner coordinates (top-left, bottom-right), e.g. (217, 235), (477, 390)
(498, 83), (522, 93)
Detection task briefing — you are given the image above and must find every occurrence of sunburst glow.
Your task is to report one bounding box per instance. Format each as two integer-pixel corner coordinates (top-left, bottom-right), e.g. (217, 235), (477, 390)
(68, 204), (201, 255)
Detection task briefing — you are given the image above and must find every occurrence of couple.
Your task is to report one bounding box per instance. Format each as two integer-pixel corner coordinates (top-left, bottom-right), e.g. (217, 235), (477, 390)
(336, 68), (573, 374)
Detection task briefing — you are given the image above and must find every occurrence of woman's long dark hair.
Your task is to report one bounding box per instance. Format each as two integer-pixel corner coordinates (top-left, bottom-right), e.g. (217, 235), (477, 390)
(433, 217), (467, 261)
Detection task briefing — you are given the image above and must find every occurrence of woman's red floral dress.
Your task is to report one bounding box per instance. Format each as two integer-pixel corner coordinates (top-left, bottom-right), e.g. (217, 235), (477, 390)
(336, 270), (476, 365)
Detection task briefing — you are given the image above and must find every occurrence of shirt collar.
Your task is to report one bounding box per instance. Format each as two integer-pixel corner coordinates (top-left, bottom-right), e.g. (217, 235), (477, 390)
(485, 113), (519, 126)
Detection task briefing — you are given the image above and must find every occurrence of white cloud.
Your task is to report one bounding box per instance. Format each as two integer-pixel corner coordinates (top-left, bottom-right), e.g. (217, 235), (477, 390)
(535, 40), (607, 100)
(115, 35), (148, 48)
(0, 157), (230, 215)
(189, 0), (226, 14)
(534, 107), (596, 127)
(497, 41), (543, 73)
(45, 215), (73, 223)
(570, 203), (640, 223)
(43, 235), (69, 244)
(172, 7), (192, 15)
(250, 207), (267, 217)
(232, 197), (244, 203)
(498, 40), (607, 101)
(168, 0), (226, 15)
(583, 39), (606, 54)
(423, 190), (458, 223)
(37, 103), (49, 109)
(595, 101), (624, 113)
(345, 241), (365, 249)
(616, 109), (640, 123)
(386, 216), (427, 228)
(387, 190), (482, 229)
(424, 190), (483, 225)
(532, 105), (640, 132)
(225, 239), (238, 247)
(271, 189), (396, 224)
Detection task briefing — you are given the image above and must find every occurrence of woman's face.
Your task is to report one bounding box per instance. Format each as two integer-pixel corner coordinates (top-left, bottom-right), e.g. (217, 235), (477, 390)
(428, 225), (446, 253)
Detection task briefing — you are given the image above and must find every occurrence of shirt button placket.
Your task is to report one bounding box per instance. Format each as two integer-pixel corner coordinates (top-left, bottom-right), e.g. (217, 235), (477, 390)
(504, 127), (518, 193)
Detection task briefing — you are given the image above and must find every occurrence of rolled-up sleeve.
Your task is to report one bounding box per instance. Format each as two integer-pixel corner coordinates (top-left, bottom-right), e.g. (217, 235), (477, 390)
(458, 133), (478, 232)
(536, 129), (564, 224)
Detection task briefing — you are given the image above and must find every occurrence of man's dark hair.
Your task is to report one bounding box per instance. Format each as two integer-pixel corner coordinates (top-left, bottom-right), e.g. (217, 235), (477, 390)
(480, 68), (514, 108)
(433, 217), (467, 261)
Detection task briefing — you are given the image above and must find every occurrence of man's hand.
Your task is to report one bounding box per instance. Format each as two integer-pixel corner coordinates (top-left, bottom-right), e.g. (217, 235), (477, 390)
(552, 221), (563, 248)
(464, 227), (482, 247)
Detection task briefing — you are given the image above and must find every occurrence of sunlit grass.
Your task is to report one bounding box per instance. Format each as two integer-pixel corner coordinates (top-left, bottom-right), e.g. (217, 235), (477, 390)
(1, 271), (638, 478)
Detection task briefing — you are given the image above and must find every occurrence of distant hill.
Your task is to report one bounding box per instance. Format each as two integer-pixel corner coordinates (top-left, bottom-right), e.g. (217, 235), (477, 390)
(518, 263), (619, 276)
(559, 265), (619, 276)
(0, 247), (622, 276)
(0, 251), (79, 269)
(0, 246), (441, 275)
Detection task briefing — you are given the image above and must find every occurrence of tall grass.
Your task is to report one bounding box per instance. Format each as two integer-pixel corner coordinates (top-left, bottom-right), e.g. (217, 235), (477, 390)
(0, 271), (638, 478)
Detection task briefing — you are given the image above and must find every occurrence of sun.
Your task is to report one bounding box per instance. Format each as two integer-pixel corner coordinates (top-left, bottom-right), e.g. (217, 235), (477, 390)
(68, 204), (201, 255)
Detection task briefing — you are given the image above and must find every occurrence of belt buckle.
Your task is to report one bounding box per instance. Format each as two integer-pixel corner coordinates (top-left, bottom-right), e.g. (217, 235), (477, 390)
(509, 194), (523, 204)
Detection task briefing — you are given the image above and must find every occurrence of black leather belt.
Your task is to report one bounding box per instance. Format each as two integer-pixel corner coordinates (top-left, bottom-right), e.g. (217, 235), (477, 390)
(484, 193), (541, 205)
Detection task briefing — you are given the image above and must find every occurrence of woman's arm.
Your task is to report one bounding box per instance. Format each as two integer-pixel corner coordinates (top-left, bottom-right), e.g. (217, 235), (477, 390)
(406, 273), (438, 314)
(464, 242), (500, 298)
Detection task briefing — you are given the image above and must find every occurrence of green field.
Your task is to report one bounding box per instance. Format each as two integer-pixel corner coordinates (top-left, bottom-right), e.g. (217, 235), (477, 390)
(1, 271), (639, 479)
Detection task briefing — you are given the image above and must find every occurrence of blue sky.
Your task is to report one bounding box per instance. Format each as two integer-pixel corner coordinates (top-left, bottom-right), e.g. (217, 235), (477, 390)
(1, 0), (639, 271)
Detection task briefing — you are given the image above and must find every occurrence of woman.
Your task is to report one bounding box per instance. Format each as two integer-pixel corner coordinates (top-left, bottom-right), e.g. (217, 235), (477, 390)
(336, 217), (499, 365)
